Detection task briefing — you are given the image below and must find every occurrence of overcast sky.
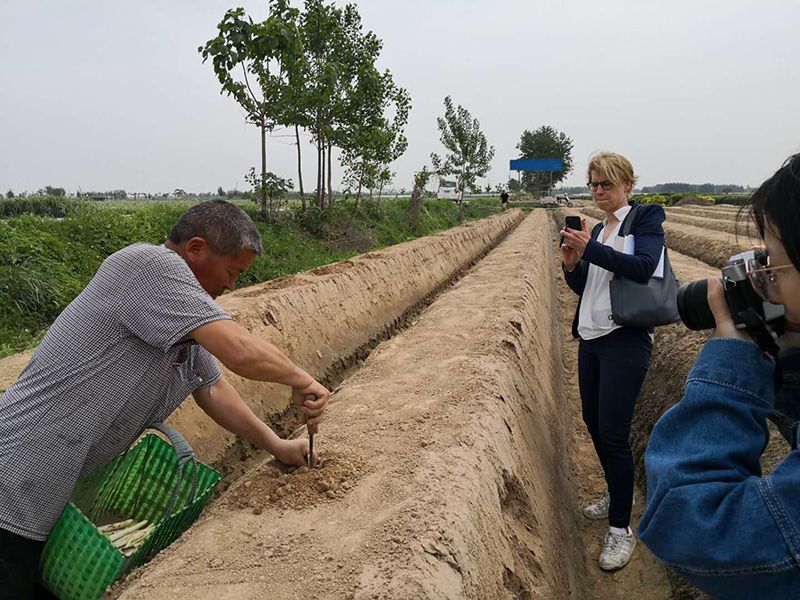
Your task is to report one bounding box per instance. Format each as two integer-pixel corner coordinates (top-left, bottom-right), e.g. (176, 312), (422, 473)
(2, 0), (799, 195)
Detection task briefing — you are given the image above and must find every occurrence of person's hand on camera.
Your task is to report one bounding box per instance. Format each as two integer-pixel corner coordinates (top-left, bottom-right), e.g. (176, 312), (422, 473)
(707, 277), (753, 343)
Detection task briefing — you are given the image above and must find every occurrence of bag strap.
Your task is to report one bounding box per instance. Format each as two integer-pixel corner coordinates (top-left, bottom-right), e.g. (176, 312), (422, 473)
(615, 203), (674, 281)
(151, 423), (199, 518)
(127, 423), (199, 520)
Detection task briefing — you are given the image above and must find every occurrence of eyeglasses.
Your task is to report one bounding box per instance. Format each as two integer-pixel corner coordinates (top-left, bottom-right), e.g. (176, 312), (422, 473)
(587, 181), (614, 191)
(746, 253), (794, 301)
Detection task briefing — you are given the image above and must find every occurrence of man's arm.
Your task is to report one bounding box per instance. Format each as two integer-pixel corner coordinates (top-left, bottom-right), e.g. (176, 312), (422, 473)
(192, 319), (310, 386)
(193, 378), (309, 467)
(191, 319), (329, 431)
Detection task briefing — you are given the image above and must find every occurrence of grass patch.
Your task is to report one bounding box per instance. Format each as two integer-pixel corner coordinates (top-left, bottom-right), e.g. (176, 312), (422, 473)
(0, 197), (501, 358)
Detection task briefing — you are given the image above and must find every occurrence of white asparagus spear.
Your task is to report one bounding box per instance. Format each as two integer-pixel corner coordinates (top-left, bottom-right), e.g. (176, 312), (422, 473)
(107, 520), (149, 544)
(97, 518), (135, 534)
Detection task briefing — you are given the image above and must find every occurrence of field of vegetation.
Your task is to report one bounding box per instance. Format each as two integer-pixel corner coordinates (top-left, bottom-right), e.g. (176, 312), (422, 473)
(0, 195), (501, 358)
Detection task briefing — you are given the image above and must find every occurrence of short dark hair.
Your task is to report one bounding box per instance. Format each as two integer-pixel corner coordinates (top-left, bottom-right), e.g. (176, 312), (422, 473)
(747, 154), (800, 270)
(168, 200), (262, 256)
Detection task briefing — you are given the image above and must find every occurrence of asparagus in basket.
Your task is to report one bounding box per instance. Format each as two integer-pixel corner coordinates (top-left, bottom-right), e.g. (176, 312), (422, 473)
(98, 519), (154, 555)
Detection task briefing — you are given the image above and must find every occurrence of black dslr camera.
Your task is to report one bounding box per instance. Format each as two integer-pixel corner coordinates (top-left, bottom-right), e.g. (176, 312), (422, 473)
(677, 249), (785, 353)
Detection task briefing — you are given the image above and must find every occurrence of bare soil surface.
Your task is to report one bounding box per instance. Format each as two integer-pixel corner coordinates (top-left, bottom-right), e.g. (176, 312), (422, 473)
(0, 349), (33, 394)
(659, 212), (742, 235)
(667, 205), (741, 219)
(9, 203), (789, 599)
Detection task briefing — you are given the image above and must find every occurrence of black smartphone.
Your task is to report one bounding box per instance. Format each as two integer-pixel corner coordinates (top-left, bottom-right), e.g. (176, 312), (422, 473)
(560, 215), (582, 247)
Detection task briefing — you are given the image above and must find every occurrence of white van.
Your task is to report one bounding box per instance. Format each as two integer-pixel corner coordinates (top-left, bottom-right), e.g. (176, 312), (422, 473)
(437, 180), (462, 202)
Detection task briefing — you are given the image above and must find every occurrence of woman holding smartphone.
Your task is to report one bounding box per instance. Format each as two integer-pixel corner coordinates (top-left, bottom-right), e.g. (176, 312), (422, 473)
(560, 152), (666, 571)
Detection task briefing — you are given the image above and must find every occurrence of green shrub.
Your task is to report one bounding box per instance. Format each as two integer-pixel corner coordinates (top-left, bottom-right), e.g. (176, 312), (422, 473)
(634, 194), (669, 206)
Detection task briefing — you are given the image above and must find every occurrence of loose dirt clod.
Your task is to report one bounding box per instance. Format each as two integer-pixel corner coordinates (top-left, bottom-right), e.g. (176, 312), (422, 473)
(224, 451), (364, 513)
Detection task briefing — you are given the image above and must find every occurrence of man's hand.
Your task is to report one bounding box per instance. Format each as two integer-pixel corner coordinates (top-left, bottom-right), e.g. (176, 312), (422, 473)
(707, 277), (752, 342)
(292, 379), (330, 434)
(272, 438), (309, 467)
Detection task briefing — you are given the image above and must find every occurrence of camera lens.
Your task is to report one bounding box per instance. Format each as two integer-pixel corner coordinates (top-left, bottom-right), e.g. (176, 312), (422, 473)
(677, 279), (716, 330)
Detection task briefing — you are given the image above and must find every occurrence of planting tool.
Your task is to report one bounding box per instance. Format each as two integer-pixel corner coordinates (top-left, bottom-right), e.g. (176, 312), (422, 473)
(306, 394), (317, 468)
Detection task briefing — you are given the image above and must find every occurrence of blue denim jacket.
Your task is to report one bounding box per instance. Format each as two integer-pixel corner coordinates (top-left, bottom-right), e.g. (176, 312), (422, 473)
(639, 338), (800, 599)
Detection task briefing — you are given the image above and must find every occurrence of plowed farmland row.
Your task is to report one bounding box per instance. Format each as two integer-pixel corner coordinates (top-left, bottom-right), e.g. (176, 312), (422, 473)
(3, 205), (782, 599)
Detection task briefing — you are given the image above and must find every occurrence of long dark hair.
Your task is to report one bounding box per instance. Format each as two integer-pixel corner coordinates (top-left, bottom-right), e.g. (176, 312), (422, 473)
(745, 153), (800, 270)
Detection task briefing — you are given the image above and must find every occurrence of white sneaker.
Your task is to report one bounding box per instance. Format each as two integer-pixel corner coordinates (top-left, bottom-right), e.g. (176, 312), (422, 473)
(598, 527), (636, 571)
(582, 491), (636, 521)
(582, 491), (610, 520)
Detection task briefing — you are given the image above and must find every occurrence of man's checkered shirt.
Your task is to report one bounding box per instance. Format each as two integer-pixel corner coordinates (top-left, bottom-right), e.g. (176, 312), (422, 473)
(0, 243), (230, 540)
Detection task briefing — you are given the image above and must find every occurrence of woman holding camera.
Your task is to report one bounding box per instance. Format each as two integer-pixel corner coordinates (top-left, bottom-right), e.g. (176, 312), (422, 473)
(561, 152), (666, 571)
(640, 154), (800, 597)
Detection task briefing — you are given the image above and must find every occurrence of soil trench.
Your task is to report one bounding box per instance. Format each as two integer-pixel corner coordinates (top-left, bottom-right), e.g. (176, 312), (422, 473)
(116, 210), (588, 599)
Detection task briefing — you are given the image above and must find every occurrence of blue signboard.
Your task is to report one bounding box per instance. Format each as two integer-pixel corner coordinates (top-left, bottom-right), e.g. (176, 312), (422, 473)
(509, 158), (563, 172)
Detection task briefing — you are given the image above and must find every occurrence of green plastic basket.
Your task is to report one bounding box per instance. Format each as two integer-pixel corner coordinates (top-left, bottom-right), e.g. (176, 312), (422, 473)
(40, 425), (221, 600)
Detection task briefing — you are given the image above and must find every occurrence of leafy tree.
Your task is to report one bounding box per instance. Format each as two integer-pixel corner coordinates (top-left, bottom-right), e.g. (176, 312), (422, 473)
(508, 178), (521, 193)
(431, 96), (495, 220)
(245, 168), (292, 220)
(6, 190), (14, 199)
(200, 1), (301, 214)
(217, 186), (226, 197)
(38, 186), (66, 197)
(516, 126), (573, 196)
(298, 1), (409, 210)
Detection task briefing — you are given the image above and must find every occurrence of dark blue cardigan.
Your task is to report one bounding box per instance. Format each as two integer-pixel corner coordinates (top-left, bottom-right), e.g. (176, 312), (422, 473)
(563, 202), (666, 339)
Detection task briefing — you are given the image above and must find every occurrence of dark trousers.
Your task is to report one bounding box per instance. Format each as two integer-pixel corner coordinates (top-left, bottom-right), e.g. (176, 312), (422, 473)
(578, 327), (652, 528)
(0, 528), (57, 599)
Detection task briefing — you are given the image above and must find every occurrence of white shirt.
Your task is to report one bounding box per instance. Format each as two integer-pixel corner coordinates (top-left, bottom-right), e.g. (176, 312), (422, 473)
(577, 205), (632, 340)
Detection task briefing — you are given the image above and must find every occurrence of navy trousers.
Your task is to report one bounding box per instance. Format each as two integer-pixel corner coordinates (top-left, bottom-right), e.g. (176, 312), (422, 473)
(578, 326), (652, 528)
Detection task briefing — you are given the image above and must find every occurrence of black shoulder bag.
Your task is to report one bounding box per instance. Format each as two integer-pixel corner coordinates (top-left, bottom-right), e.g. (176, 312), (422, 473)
(609, 205), (681, 328)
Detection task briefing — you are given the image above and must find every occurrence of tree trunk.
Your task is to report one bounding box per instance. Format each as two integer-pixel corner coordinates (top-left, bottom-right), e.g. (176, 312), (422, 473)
(260, 123), (268, 216)
(295, 125), (304, 202)
(327, 141), (333, 206)
(356, 162), (365, 202)
(316, 138), (323, 210)
(407, 185), (422, 231)
(321, 143), (327, 209)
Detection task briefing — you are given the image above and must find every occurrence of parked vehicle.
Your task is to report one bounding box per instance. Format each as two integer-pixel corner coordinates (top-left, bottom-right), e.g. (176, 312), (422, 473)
(437, 180), (462, 202)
